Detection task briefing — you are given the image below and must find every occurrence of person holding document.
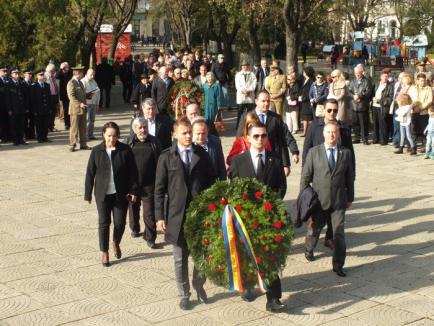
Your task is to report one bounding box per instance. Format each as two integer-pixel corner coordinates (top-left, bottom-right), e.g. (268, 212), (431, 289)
(82, 69), (100, 140)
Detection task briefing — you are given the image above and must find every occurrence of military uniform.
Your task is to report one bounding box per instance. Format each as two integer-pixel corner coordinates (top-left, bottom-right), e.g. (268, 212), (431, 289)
(0, 67), (11, 142)
(67, 72), (88, 151)
(31, 71), (51, 142)
(23, 70), (35, 139)
(8, 68), (27, 145)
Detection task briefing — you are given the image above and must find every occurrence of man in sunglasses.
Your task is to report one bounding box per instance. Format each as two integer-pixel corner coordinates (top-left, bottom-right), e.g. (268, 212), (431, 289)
(229, 120), (286, 312)
(301, 99), (354, 256)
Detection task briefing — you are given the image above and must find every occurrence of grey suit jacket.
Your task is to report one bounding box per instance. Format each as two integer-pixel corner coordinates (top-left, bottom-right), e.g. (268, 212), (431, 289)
(300, 144), (354, 211)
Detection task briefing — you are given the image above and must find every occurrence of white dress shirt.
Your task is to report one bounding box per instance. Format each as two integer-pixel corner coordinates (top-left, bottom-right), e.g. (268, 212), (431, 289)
(249, 148), (266, 174)
(105, 148), (117, 194)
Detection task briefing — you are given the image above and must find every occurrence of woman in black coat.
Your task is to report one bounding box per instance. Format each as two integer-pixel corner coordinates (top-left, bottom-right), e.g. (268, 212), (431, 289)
(300, 66), (315, 137)
(85, 121), (139, 266)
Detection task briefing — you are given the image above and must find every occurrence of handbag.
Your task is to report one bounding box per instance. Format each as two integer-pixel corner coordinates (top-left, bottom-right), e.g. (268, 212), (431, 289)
(315, 104), (325, 117)
(214, 109), (225, 133)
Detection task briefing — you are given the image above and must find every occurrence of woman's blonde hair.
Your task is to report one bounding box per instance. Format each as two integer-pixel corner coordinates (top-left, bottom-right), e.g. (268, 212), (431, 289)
(331, 69), (345, 83)
(242, 111), (261, 137)
(401, 73), (413, 86)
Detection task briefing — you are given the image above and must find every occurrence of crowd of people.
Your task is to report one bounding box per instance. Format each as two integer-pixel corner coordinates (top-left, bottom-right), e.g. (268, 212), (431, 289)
(2, 48), (433, 313)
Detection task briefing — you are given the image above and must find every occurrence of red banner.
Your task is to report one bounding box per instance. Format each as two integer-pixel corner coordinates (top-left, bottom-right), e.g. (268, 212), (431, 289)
(95, 33), (131, 64)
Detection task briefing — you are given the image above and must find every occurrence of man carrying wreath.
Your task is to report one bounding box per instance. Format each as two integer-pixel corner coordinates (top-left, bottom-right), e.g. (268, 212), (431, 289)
(228, 120), (287, 312)
(155, 117), (216, 310)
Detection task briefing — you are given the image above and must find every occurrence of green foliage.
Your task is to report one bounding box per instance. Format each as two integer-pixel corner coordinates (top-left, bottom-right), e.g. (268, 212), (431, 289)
(184, 178), (293, 291)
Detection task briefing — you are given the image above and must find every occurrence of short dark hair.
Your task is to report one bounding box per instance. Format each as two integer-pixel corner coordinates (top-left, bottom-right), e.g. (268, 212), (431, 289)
(247, 120), (266, 133)
(325, 99), (338, 107)
(256, 89), (270, 99)
(417, 73), (427, 80)
(102, 121), (120, 137)
(316, 71), (325, 77)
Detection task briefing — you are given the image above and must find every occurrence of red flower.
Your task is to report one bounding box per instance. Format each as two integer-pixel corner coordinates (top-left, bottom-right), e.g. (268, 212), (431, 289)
(208, 203), (217, 211)
(242, 193), (249, 200)
(256, 256), (262, 264)
(218, 220), (222, 227)
(254, 191), (263, 199)
(273, 220), (283, 229)
(235, 204), (243, 212)
(245, 212), (252, 219)
(181, 97), (187, 104)
(251, 221), (259, 229)
(207, 256), (213, 262)
(216, 266), (224, 272)
(219, 198), (228, 205)
(203, 239), (209, 246)
(274, 234), (283, 242)
(171, 95), (175, 100)
(264, 202), (273, 212)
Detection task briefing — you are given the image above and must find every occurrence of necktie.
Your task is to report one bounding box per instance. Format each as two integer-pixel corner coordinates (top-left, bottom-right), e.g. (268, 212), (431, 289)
(244, 73), (248, 82)
(184, 149), (190, 171)
(256, 153), (264, 180)
(259, 113), (265, 124)
(328, 148), (335, 171)
(40, 82), (44, 88)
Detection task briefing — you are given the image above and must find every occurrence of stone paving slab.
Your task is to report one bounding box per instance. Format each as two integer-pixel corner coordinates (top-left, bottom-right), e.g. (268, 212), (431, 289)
(1, 85), (434, 325)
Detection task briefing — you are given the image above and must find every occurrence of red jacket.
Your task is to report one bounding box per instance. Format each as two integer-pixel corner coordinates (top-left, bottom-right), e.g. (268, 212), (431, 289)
(226, 136), (272, 167)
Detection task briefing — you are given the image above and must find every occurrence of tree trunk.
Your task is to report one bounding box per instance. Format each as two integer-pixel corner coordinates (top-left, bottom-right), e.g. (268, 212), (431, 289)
(248, 14), (261, 64)
(285, 25), (299, 70)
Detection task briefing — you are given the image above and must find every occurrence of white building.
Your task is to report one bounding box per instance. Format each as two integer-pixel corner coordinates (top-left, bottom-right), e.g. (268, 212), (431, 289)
(131, 0), (167, 39)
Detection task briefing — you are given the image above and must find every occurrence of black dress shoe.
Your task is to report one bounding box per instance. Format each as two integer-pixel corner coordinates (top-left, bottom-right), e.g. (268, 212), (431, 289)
(179, 297), (191, 310)
(131, 231), (140, 238)
(196, 287), (208, 304)
(333, 267), (347, 277)
(363, 141), (370, 145)
(305, 251), (315, 262)
(241, 289), (255, 302)
(80, 145), (91, 150)
(266, 299), (287, 312)
(146, 241), (156, 249)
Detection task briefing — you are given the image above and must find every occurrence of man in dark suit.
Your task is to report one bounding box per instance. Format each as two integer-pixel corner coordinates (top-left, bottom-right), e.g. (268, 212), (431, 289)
(56, 62), (73, 130)
(155, 117), (216, 310)
(300, 122), (355, 277)
(0, 66), (11, 143)
(255, 58), (269, 95)
(95, 57), (115, 108)
(237, 90), (290, 176)
(191, 117), (226, 180)
(22, 69), (35, 140)
(141, 98), (172, 150)
(302, 99), (355, 252)
(151, 66), (174, 116)
(228, 120), (286, 312)
(8, 67), (27, 145)
(120, 56), (133, 104)
(31, 70), (52, 143)
(348, 65), (372, 144)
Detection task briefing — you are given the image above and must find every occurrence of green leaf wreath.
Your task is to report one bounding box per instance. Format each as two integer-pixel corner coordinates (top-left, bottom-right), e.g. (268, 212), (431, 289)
(168, 81), (204, 120)
(184, 178), (293, 291)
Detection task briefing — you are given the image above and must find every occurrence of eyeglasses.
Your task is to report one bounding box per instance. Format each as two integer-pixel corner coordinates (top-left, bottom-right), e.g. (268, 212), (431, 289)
(326, 109), (338, 113)
(252, 134), (267, 140)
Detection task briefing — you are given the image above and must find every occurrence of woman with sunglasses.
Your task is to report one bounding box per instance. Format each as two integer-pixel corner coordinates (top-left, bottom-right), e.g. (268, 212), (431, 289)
(309, 71), (329, 120)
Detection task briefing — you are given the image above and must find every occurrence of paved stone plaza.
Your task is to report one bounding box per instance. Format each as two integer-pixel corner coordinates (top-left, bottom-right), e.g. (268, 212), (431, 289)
(0, 86), (434, 325)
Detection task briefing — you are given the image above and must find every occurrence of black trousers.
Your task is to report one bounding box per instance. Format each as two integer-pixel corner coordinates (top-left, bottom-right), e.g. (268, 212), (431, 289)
(35, 114), (49, 141)
(266, 277), (282, 301)
(49, 95), (58, 129)
(61, 99), (70, 128)
(173, 234), (206, 299)
(236, 103), (255, 130)
(121, 82), (132, 103)
(25, 112), (35, 139)
(128, 186), (156, 242)
(0, 111), (10, 141)
(10, 113), (25, 144)
(96, 194), (128, 252)
(305, 207), (347, 269)
(372, 107), (388, 143)
(99, 86), (112, 108)
(352, 110), (369, 142)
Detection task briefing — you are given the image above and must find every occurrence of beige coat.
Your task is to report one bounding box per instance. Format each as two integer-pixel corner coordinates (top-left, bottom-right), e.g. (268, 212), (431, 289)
(329, 81), (349, 123)
(409, 86), (433, 115)
(67, 78), (86, 115)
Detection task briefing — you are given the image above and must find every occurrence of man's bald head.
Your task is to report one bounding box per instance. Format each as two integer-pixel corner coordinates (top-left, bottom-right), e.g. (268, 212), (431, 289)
(185, 103), (200, 122)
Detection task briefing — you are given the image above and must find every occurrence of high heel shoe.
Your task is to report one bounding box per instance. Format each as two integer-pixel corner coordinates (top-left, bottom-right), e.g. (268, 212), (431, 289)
(113, 242), (122, 259)
(196, 287), (208, 304)
(102, 252), (110, 267)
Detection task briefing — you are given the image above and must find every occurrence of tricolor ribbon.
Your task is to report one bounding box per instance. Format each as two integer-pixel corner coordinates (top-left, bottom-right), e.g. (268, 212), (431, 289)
(221, 204), (267, 293)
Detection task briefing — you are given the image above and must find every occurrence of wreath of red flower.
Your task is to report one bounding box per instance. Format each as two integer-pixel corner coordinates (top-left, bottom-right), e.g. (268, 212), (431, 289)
(184, 178), (293, 290)
(168, 81), (204, 120)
